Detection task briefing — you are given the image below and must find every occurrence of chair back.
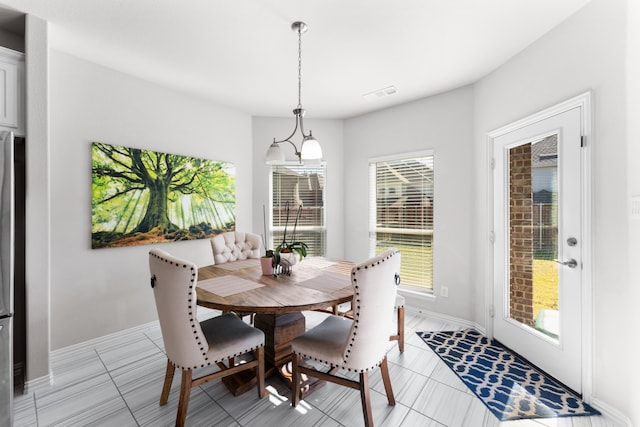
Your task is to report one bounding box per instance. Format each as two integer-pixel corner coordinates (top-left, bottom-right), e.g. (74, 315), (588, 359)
(343, 249), (400, 371)
(149, 249), (208, 369)
(210, 231), (262, 264)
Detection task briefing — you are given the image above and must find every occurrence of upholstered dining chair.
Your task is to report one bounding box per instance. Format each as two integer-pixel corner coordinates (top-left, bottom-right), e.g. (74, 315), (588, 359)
(149, 249), (267, 427)
(291, 249), (401, 427)
(210, 231), (262, 264)
(333, 293), (405, 353)
(210, 231), (263, 322)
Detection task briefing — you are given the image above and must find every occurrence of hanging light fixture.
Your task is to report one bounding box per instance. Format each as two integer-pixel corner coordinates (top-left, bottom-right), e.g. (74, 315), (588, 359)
(265, 21), (322, 164)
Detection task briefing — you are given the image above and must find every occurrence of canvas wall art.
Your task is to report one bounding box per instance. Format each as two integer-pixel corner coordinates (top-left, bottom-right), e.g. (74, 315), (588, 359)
(91, 142), (235, 248)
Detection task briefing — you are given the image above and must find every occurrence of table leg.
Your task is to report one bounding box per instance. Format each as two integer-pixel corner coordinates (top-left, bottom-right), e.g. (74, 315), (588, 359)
(221, 312), (324, 398)
(254, 313), (325, 398)
(254, 312), (306, 367)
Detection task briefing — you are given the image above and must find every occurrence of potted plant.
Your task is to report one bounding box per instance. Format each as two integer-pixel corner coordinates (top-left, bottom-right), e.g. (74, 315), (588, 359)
(275, 202), (309, 262)
(261, 202), (309, 276)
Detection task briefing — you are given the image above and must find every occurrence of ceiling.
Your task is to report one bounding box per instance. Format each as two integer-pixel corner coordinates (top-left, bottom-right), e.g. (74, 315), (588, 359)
(0, 0), (591, 119)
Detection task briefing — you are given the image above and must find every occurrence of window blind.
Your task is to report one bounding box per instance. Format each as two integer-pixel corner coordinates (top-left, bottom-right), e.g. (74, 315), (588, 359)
(271, 164), (326, 256)
(370, 155), (434, 290)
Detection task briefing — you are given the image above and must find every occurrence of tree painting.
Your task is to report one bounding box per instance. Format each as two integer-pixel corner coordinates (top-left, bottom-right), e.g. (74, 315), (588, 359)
(91, 142), (235, 248)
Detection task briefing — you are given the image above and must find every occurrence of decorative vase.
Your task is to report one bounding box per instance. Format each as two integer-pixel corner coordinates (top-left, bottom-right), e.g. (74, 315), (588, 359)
(260, 257), (274, 275)
(276, 252), (298, 275)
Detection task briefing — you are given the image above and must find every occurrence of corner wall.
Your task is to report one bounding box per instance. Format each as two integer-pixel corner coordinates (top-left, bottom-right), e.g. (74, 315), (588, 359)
(343, 86), (475, 320)
(48, 50), (254, 350)
(24, 13), (50, 382)
(626, 0), (640, 424)
(473, 0), (630, 418)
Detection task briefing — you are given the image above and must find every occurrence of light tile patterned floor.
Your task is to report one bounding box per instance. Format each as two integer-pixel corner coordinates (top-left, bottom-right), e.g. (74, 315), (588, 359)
(13, 309), (622, 427)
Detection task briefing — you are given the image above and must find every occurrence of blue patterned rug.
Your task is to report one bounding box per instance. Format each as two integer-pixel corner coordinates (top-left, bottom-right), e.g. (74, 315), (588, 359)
(417, 329), (600, 421)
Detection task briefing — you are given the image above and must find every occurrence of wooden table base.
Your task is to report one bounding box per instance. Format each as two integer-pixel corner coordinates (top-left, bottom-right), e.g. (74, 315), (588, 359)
(254, 312), (306, 367)
(219, 312), (326, 399)
(221, 312), (311, 396)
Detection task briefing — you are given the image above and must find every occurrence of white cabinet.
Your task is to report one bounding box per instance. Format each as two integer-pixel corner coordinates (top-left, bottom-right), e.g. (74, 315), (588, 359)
(0, 46), (25, 136)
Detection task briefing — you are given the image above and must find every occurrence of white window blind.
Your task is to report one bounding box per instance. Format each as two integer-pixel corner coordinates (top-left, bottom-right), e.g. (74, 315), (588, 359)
(271, 164), (326, 256)
(369, 155), (434, 290)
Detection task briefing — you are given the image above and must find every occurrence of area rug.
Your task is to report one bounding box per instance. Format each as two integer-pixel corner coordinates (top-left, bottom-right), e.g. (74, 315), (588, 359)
(417, 328), (600, 421)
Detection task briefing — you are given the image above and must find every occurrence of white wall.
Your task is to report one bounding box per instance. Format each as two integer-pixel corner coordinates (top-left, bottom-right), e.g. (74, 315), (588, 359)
(49, 50), (254, 349)
(343, 86), (475, 320)
(251, 117), (344, 259)
(626, 0), (640, 423)
(473, 0), (631, 420)
(24, 13), (50, 382)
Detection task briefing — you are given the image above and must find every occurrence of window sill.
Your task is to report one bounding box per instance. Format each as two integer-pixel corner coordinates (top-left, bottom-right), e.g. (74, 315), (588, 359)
(398, 287), (437, 303)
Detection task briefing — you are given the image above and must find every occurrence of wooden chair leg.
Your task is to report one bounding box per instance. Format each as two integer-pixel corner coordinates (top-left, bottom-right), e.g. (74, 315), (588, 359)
(291, 354), (301, 407)
(359, 372), (374, 427)
(160, 359), (175, 406)
(380, 356), (395, 406)
(255, 346), (267, 398)
(397, 306), (405, 353)
(176, 369), (192, 427)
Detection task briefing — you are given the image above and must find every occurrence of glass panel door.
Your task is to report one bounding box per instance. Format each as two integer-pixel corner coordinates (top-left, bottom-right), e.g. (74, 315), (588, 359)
(508, 136), (559, 340)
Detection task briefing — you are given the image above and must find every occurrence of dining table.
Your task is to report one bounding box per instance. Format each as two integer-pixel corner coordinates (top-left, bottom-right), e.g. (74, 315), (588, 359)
(196, 256), (355, 395)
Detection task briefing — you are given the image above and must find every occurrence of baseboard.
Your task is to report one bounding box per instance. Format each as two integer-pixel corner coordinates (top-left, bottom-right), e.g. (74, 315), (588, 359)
(406, 306), (481, 332)
(590, 398), (633, 427)
(24, 374), (51, 394)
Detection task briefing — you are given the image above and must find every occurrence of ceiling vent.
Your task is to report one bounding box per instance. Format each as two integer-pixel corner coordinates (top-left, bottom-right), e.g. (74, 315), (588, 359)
(363, 86), (398, 101)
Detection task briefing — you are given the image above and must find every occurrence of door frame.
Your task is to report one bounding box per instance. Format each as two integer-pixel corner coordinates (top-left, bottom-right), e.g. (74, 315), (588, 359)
(485, 91), (593, 400)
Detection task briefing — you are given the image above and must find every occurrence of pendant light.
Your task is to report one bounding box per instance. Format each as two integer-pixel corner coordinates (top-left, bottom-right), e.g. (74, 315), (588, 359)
(265, 21), (322, 164)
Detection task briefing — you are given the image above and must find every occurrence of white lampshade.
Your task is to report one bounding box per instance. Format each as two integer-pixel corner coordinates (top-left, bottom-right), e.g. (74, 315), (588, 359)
(265, 142), (285, 164)
(301, 134), (322, 160)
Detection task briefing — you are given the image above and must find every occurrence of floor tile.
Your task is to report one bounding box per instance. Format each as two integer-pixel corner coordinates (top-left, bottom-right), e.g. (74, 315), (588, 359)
(12, 310), (619, 427)
(12, 393), (37, 427)
(34, 372), (132, 426)
(369, 360), (430, 408)
(461, 397), (501, 426)
(398, 409), (446, 426)
(96, 334), (163, 372)
(411, 377), (475, 426)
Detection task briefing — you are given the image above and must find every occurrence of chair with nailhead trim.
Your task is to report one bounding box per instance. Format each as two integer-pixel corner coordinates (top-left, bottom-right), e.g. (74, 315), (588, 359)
(210, 231), (263, 264)
(333, 293), (405, 353)
(149, 249), (267, 427)
(290, 249), (400, 427)
(210, 231), (263, 323)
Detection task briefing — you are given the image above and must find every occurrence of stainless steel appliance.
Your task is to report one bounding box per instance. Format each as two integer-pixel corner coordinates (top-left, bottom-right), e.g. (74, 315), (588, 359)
(0, 130), (14, 426)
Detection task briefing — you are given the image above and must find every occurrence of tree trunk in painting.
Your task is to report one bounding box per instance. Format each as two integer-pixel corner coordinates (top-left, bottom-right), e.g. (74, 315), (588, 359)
(134, 177), (178, 233)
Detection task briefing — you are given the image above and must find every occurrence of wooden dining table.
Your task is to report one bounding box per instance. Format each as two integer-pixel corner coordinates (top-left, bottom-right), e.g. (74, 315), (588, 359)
(196, 256), (355, 395)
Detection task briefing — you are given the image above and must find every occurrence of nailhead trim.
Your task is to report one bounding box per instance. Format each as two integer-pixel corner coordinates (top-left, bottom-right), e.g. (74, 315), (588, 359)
(151, 251), (265, 370)
(341, 249), (399, 371)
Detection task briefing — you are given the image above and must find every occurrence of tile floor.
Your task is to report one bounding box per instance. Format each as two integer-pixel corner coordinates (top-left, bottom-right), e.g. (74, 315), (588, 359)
(13, 309), (622, 427)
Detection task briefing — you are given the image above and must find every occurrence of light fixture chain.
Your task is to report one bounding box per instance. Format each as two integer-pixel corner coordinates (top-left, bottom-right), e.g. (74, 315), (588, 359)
(297, 26), (302, 108)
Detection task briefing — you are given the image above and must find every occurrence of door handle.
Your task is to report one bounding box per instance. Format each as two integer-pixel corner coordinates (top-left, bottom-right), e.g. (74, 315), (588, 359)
(553, 258), (578, 269)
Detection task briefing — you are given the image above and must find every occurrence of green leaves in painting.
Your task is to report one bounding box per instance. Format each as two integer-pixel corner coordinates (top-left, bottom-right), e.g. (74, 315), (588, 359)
(91, 142), (235, 248)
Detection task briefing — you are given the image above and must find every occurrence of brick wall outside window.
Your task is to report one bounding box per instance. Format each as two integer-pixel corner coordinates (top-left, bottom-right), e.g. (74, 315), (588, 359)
(509, 144), (534, 326)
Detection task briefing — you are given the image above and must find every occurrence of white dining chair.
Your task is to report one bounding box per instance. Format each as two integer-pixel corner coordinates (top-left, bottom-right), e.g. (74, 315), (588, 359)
(149, 249), (267, 427)
(210, 230), (262, 264)
(290, 249), (401, 427)
(210, 230), (263, 322)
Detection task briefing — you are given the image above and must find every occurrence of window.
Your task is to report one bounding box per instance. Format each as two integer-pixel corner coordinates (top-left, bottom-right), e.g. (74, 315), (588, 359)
(369, 153), (434, 291)
(270, 164), (326, 256)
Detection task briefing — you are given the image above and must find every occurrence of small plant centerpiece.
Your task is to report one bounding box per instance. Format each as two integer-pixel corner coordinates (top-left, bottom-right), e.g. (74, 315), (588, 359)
(272, 202), (309, 275)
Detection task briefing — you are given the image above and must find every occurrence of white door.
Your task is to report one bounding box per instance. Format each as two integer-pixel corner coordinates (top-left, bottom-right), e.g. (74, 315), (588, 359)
(491, 104), (585, 393)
